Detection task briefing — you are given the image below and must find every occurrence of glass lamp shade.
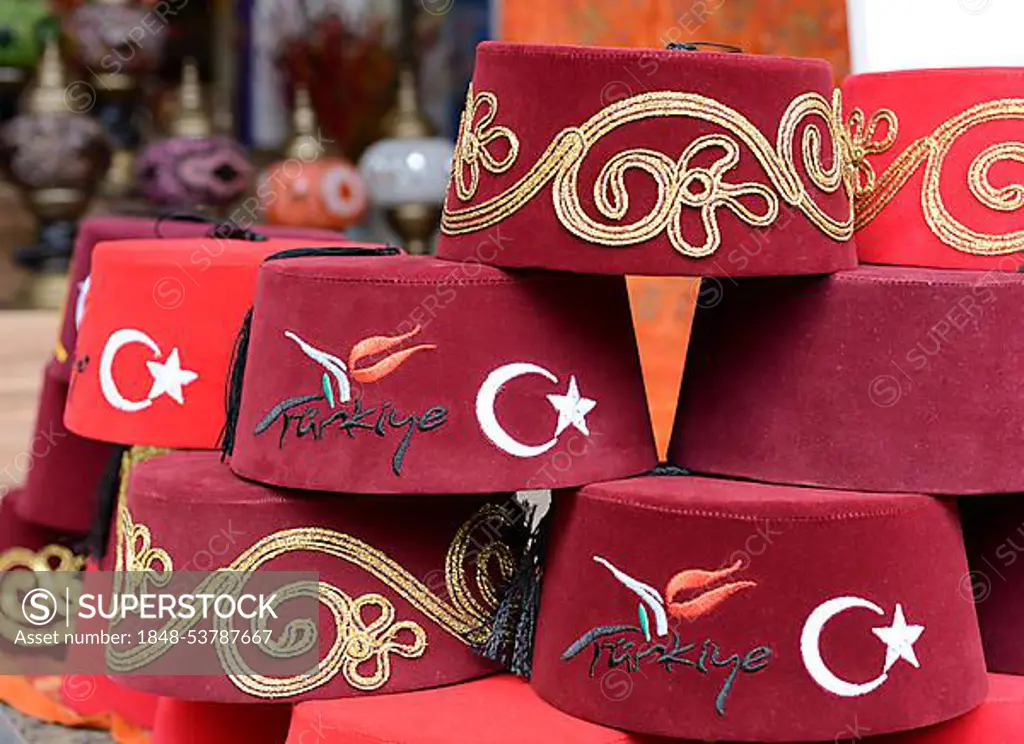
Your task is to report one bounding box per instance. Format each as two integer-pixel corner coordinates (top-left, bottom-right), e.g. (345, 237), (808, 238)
(0, 0), (52, 71)
(358, 136), (453, 208)
(261, 156), (368, 230)
(135, 136), (253, 209)
(0, 112), (111, 197)
(67, 3), (167, 77)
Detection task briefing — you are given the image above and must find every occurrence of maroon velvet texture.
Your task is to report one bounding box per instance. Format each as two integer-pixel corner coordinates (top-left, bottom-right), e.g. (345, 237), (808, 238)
(670, 265), (1024, 494)
(56, 216), (343, 382)
(960, 494), (1024, 675)
(0, 488), (82, 555)
(531, 476), (986, 741)
(152, 699), (291, 744)
(116, 451), (517, 702)
(229, 255), (656, 494)
(16, 361), (116, 533)
(844, 69), (1024, 271)
(437, 42), (855, 276)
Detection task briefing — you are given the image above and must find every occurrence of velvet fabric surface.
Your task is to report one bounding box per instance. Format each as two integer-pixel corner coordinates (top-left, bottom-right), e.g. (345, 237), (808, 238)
(287, 675), (647, 744)
(56, 216), (343, 382)
(670, 265), (1024, 494)
(65, 235), (380, 449)
(530, 475), (986, 741)
(436, 42), (856, 276)
(15, 361), (116, 533)
(287, 672), (1018, 744)
(228, 254), (656, 494)
(151, 699), (292, 744)
(844, 69), (1024, 270)
(959, 494), (1024, 675)
(0, 488), (83, 558)
(116, 451), (524, 702)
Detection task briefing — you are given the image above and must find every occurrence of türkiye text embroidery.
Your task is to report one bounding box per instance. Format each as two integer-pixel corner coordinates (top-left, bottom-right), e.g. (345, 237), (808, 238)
(252, 326), (445, 475)
(109, 498), (519, 697)
(442, 85), (853, 257)
(562, 556), (770, 716)
(850, 99), (1024, 256)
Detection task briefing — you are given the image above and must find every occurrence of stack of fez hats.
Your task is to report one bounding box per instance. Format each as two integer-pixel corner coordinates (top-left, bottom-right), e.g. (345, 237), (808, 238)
(23, 37), (1024, 743)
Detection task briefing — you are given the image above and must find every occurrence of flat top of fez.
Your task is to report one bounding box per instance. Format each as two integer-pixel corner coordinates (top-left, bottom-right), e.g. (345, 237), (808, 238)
(845, 66), (1024, 87)
(129, 450), (493, 509)
(261, 254), (615, 287)
(478, 40), (833, 77)
(576, 475), (935, 522)
(90, 238), (369, 270)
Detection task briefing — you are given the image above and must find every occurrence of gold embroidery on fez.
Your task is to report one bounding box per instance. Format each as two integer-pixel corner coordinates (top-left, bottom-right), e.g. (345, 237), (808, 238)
(851, 99), (1024, 256)
(113, 446), (172, 601)
(452, 85), (520, 202)
(442, 88), (853, 258)
(108, 501), (517, 698)
(0, 546), (86, 644)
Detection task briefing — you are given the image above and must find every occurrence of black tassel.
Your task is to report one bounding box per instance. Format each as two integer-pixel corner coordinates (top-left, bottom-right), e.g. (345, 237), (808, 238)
(87, 445), (129, 559)
(650, 464), (691, 476)
(476, 503), (553, 680)
(219, 308), (253, 459)
(218, 246), (400, 459)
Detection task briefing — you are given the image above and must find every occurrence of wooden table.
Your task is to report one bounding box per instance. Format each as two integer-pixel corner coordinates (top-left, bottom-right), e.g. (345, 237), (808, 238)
(0, 311), (60, 495)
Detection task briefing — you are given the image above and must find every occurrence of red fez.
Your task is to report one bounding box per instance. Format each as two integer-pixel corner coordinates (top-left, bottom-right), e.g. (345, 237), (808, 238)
(152, 699), (291, 744)
(226, 253), (656, 494)
(56, 216), (343, 382)
(670, 266), (1024, 494)
(64, 235), (385, 449)
(0, 489), (84, 569)
(844, 69), (1024, 270)
(288, 675), (644, 744)
(530, 475), (986, 741)
(114, 451), (526, 702)
(961, 494), (1024, 675)
(437, 42), (856, 276)
(15, 361), (116, 534)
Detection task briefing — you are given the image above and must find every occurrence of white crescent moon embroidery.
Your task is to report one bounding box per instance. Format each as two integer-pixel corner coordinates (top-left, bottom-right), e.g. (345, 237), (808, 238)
(801, 596), (925, 698)
(475, 362), (597, 458)
(99, 328), (199, 412)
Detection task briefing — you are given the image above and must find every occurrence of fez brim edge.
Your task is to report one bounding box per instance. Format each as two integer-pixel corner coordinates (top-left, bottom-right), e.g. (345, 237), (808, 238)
(668, 462), (1022, 498)
(111, 668), (507, 704)
(227, 456), (660, 496)
(436, 238), (858, 277)
(532, 670), (988, 743)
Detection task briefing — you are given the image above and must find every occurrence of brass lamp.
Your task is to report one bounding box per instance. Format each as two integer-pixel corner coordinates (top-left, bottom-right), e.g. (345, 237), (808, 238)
(66, 0), (169, 198)
(0, 40), (111, 308)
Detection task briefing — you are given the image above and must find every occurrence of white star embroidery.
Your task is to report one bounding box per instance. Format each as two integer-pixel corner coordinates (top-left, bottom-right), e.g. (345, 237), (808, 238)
(145, 348), (199, 405)
(872, 603), (925, 673)
(547, 376), (597, 437)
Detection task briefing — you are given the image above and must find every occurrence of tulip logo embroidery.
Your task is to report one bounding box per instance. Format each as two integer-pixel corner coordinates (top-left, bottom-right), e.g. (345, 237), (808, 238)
(254, 325), (447, 475)
(561, 556), (771, 716)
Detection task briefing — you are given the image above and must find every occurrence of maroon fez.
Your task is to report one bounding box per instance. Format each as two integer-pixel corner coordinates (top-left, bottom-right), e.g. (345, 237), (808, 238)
(670, 265), (1024, 494)
(16, 361), (116, 534)
(530, 475), (987, 741)
(225, 253), (657, 494)
(112, 451), (528, 702)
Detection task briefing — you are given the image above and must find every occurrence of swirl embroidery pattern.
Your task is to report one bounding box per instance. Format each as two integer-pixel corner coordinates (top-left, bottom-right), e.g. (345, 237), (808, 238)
(108, 501), (518, 697)
(851, 99), (1024, 256)
(442, 87), (853, 258)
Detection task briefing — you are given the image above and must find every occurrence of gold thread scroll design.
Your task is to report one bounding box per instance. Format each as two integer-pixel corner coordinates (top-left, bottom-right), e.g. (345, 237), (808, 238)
(0, 545), (85, 644)
(113, 446), (172, 603)
(851, 99), (1024, 255)
(442, 88), (853, 258)
(107, 502), (518, 698)
(451, 85), (520, 202)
